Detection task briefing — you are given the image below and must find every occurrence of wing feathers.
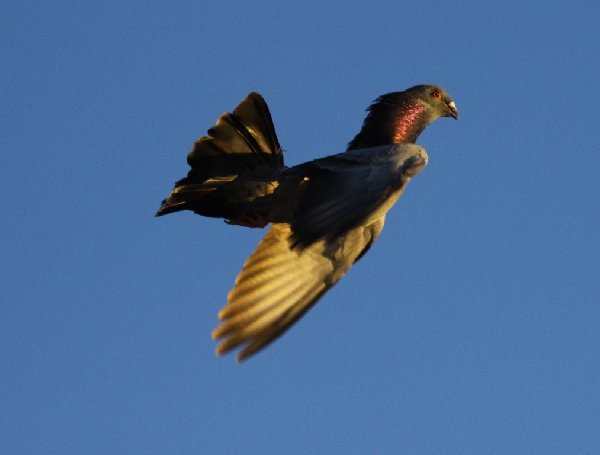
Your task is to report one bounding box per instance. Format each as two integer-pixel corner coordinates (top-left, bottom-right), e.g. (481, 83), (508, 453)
(213, 224), (332, 360)
(236, 284), (327, 361)
(291, 144), (427, 246)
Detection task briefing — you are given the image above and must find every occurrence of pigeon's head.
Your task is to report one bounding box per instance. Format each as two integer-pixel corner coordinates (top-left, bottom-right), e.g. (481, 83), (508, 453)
(347, 84), (458, 150)
(406, 84), (459, 121)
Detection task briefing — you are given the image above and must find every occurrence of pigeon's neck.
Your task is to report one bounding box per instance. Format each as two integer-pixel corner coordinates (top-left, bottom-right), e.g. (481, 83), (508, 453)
(347, 99), (431, 150)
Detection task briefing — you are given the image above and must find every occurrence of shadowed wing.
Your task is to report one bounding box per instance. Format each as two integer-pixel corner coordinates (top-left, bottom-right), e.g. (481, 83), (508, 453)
(290, 144), (428, 246)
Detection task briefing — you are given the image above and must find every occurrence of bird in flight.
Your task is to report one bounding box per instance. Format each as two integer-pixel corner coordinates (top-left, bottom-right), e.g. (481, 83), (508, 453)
(157, 85), (458, 361)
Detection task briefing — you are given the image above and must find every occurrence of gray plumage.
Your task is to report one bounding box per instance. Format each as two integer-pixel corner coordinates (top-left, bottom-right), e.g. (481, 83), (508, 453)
(157, 86), (458, 361)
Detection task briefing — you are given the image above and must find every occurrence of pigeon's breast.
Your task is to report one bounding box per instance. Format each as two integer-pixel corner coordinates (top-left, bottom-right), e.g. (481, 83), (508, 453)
(354, 144), (429, 226)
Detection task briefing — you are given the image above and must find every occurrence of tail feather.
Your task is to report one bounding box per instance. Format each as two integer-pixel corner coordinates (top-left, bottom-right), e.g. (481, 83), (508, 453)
(156, 93), (284, 219)
(187, 93), (281, 169)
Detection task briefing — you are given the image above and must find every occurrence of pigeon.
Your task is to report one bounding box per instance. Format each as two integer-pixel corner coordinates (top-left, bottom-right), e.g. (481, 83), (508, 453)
(157, 85), (458, 361)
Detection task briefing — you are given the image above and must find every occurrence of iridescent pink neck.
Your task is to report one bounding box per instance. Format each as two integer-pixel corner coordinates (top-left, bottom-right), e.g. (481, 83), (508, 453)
(391, 101), (429, 144)
(347, 98), (432, 150)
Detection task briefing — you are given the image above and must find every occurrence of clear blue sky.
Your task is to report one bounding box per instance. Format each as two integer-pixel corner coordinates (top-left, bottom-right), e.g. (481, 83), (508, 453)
(2, 1), (599, 453)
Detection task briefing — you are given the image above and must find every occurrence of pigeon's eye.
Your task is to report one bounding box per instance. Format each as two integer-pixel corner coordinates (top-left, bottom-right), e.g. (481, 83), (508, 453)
(430, 89), (441, 99)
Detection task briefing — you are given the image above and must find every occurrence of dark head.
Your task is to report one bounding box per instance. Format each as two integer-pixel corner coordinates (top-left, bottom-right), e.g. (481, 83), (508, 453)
(347, 84), (458, 150)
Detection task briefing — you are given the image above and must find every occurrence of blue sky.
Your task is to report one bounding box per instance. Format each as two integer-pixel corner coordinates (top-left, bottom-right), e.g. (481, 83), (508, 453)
(2, 1), (599, 453)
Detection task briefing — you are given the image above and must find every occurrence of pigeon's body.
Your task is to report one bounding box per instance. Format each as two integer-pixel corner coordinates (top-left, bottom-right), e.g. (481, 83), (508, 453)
(157, 85), (458, 361)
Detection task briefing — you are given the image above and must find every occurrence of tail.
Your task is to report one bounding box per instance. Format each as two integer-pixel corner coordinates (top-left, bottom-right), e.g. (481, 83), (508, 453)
(156, 93), (284, 223)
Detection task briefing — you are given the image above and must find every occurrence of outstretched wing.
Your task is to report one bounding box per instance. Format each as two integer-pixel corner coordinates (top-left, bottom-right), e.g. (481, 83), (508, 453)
(212, 221), (384, 361)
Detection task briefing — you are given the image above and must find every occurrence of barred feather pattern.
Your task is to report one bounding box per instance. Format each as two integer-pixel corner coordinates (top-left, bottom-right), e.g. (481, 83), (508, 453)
(212, 220), (384, 361)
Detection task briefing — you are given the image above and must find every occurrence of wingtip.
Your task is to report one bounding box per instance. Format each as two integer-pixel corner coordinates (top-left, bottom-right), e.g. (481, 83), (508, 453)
(214, 342), (227, 357)
(211, 326), (223, 340)
(214, 341), (248, 364)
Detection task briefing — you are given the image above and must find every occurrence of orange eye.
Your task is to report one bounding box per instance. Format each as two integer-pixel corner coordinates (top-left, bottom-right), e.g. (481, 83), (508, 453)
(430, 89), (441, 99)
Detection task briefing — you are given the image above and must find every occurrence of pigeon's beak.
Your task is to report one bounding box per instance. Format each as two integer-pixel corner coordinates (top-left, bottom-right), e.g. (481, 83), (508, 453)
(446, 100), (459, 119)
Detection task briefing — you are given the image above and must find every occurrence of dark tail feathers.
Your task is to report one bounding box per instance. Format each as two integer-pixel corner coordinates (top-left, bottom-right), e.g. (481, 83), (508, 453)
(156, 92), (284, 220)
